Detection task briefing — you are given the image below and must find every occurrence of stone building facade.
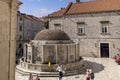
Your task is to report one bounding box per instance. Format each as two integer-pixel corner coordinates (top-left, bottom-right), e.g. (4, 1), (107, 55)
(49, 0), (120, 58)
(16, 12), (45, 58)
(0, 0), (19, 80)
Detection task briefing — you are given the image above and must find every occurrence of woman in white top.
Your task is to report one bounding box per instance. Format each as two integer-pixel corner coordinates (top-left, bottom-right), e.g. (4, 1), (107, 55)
(56, 65), (63, 80)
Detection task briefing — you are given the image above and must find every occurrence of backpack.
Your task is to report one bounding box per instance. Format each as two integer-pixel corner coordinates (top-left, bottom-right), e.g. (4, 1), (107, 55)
(91, 73), (94, 79)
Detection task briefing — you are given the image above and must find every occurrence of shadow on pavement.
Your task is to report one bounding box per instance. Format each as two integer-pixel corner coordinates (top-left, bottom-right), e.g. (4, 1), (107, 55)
(80, 60), (104, 74)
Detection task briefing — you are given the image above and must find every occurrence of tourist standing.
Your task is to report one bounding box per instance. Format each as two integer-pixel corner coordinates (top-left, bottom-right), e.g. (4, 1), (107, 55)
(86, 70), (90, 80)
(35, 74), (40, 80)
(56, 64), (63, 80)
(28, 73), (33, 80)
(90, 71), (95, 80)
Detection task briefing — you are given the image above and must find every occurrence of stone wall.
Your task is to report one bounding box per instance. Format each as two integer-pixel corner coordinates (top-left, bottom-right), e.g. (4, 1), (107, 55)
(23, 40), (80, 64)
(43, 43), (79, 64)
(16, 12), (45, 58)
(49, 12), (120, 39)
(23, 16), (44, 41)
(49, 12), (120, 58)
(0, 0), (19, 80)
(79, 39), (120, 58)
(19, 59), (83, 72)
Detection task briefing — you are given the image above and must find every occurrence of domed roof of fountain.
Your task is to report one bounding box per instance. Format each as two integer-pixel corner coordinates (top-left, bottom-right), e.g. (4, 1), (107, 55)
(34, 29), (70, 40)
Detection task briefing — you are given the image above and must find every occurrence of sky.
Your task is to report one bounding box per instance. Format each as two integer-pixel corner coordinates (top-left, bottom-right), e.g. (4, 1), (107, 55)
(19, 0), (93, 17)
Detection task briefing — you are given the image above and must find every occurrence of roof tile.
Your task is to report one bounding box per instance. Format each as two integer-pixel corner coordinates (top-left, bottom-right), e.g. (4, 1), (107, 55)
(49, 0), (120, 17)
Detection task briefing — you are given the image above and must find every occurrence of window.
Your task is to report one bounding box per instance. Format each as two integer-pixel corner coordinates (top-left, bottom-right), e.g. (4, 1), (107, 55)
(20, 17), (22, 21)
(54, 24), (62, 30)
(102, 25), (107, 33)
(100, 21), (109, 34)
(19, 24), (22, 31)
(77, 22), (85, 35)
(19, 44), (22, 48)
(19, 35), (22, 40)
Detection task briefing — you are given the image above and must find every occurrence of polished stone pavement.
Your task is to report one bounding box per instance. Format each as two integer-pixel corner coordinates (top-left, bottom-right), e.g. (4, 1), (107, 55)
(15, 57), (120, 80)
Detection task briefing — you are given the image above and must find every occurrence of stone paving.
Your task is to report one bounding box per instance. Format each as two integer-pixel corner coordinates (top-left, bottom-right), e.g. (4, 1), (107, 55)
(15, 57), (120, 80)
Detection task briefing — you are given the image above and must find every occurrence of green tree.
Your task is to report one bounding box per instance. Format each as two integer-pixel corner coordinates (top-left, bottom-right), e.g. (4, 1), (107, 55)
(45, 20), (49, 29)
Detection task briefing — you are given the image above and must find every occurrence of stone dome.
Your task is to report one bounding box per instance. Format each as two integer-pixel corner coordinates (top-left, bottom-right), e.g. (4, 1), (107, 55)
(34, 29), (70, 40)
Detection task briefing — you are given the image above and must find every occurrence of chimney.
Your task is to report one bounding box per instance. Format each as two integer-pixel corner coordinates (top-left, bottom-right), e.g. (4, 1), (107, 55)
(76, 0), (80, 3)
